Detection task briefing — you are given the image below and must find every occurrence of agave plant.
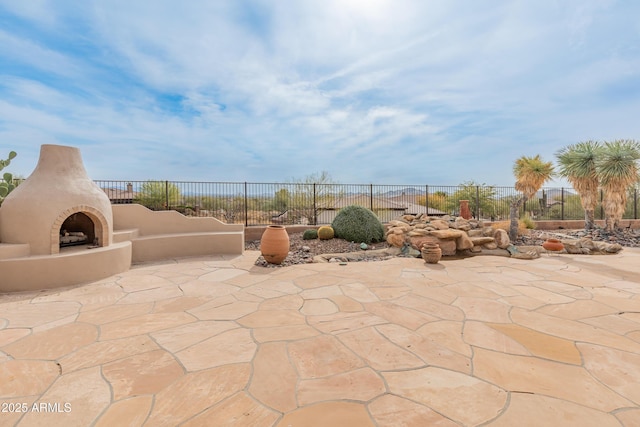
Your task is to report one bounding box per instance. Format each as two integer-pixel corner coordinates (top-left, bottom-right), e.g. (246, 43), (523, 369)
(555, 141), (600, 230)
(596, 140), (640, 231)
(509, 155), (554, 241)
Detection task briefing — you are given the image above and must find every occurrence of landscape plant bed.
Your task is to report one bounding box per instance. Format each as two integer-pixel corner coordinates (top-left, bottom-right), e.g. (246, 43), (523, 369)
(246, 232), (393, 267)
(247, 227), (640, 267)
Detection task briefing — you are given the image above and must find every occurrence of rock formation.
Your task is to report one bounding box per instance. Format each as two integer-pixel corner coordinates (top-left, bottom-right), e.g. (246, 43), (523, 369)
(386, 214), (511, 257)
(385, 214), (622, 259)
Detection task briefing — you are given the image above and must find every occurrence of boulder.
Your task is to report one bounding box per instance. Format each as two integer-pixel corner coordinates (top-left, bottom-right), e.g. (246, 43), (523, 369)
(389, 221), (411, 231)
(561, 238), (622, 255)
(483, 242), (498, 250)
(456, 233), (474, 250)
(386, 233), (406, 247)
(408, 236), (455, 256)
(436, 239), (457, 256)
(408, 229), (430, 236)
(429, 219), (450, 230)
(408, 236), (437, 251)
(511, 250), (540, 260)
(469, 220), (483, 229)
(493, 229), (510, 249)
(470, 236), (495, 246)
(584, 239), (623, 254)
(429, 229), (464, 239)
(482, 227), (496, 237)
(452, 218), (471, 231)
(467, 229), (483, 237)
(471, 248), (511, 257)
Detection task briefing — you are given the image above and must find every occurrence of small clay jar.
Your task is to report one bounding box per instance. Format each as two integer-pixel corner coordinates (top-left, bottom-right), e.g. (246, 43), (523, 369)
(542, 238), (564, 252)
(421, 241), (442, 264)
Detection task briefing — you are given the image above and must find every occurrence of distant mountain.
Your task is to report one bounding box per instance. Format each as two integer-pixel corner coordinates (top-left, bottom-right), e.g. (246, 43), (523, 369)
(380, 187), (427, 197)
(536, 188), (576, 200)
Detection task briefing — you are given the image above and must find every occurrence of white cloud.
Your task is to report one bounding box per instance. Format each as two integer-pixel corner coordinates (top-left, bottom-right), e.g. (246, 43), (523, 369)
(1, 0), (639, 186)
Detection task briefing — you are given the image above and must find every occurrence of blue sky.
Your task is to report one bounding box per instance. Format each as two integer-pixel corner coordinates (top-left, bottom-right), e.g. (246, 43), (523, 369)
(1, 0), (639, 186)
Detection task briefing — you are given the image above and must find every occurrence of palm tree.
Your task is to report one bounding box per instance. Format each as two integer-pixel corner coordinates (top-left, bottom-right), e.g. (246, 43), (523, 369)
(555, 141), (600, 230)
(509, 155), (555, 241)
(596, 139), (640, 231)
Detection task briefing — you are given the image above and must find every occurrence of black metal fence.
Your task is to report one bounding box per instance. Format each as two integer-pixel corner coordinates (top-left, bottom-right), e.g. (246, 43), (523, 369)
(94, 180), (640, 226)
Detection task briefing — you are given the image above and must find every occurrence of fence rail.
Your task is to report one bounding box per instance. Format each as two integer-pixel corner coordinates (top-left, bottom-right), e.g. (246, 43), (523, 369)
(91, 180), (640, 226)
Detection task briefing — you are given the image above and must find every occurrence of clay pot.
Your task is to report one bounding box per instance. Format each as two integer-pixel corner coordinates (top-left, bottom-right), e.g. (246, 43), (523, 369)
(421, 241), (442, 264)
(260, 225), (290, 264)
(542, 238), (564, 252)
(459, 200), (472, 220)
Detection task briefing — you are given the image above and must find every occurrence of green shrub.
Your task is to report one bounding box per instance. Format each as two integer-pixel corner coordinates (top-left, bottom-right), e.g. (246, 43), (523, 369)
(521, 215), (536, 230)
(331, 205), (385, 244)
(317, 225), (334, 240)
(303, 229), (318, 240)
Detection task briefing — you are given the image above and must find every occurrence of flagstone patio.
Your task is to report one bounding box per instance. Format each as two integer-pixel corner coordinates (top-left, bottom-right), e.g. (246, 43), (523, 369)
(1, 249), (639, 426)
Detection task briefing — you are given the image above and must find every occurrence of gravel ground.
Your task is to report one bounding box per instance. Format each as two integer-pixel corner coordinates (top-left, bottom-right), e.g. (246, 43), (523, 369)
(246, 233), (391, 267)
(248, 226), (640, 267)
(516, 227), (640, 248)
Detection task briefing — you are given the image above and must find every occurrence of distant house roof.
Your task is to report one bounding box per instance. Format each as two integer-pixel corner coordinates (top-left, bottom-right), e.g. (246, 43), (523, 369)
(318, 195), (407, 210)
(403, 202), (447, 216)
(317, 195), (446, 215)
(102, 187), (138, 202)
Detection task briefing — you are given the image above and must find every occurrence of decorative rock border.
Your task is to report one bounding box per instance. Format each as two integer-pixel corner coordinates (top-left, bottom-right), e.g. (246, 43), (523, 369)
(384, 214), (623, 259)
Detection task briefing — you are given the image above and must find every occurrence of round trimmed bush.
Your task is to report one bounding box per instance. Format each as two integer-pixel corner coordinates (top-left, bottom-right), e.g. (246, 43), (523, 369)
(317, 226), (335, 240)
(303, 229), (318, 240)
(331, 205), (385, 244)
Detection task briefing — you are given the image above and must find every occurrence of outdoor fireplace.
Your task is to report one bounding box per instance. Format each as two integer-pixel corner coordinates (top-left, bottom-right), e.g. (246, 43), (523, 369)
(60, 212), (95, 247)
(0, 144), (112, 255)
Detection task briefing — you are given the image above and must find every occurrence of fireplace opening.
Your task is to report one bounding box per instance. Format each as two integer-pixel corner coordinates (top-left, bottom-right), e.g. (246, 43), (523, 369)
(59, 212), (96, 248)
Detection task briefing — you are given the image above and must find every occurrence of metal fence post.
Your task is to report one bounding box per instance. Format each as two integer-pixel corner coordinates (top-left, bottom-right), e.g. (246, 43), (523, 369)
(313, 183), (317, 225)
(635, 189), (638, 220)
(425, 185), (429, 215)
(165, 180), (169, 210)
(561, 188), (565, 220)
(475, 185), (480, 219)
(600, 189), (604, 219)
(370, 184), (373, 211)
(244, 182), (248, 227)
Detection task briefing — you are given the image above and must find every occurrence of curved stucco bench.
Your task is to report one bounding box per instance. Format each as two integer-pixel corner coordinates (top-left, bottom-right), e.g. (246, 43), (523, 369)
(112, 204), (244, 264)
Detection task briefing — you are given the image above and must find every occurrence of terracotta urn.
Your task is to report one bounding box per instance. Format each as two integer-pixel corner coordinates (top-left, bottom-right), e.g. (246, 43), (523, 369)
(421, 241), (442, 264)
(459, 200), (472, 220)
(260, 225), (290, 264)
(542, 238), (564, 252)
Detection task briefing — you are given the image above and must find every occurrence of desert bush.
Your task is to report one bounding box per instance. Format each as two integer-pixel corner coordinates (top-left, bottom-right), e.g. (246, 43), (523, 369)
(491, 219), (534, 236)
(303, 229), (318, 240)
(521, 215), (536, 230)
(331, 205), (384, 244)
(317, 226), (334, 240)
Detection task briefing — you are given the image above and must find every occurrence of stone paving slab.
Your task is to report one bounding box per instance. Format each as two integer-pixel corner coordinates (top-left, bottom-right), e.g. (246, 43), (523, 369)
(1, 249), (640, 426)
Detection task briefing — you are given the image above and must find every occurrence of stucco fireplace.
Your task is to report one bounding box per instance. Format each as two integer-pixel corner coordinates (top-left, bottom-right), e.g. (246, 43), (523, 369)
(0, 144), (131, 291)
(0, 144), (112, 254)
